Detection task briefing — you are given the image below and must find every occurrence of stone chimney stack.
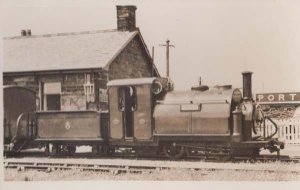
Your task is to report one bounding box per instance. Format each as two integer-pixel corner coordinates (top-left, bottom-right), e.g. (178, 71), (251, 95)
(116, 5), (137, 31)
(27, 29), (32, 36)
(21, 29), (32, 36)
(21, 30), (26, 36)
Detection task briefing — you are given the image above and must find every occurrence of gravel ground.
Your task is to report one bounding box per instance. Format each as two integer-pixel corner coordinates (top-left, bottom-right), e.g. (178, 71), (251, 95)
(4, 144), (300, 181)
(4, 164), (300, 181)
(4, 158), (300, 181)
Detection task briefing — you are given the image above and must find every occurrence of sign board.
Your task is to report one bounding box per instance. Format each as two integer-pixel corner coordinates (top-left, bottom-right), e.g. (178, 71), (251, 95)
(180, 104), (201, 112)
(256, 92), (300, 104)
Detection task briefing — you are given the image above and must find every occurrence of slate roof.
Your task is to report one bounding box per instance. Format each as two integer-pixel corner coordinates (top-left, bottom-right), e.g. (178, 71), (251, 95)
(3, 29), (146, 73)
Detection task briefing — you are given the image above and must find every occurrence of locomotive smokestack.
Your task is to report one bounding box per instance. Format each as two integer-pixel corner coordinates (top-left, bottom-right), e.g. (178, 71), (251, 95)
(242, 71), (253, 100)
(21, 30), (26, 36)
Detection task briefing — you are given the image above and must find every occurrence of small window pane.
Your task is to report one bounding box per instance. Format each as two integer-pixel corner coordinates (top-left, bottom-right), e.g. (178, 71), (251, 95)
(46, 94), (61, 110)
(44, 82), (61, 94)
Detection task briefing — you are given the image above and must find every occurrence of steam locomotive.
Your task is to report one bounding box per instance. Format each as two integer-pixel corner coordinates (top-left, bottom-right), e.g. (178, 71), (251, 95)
(4, 72), (284, 160)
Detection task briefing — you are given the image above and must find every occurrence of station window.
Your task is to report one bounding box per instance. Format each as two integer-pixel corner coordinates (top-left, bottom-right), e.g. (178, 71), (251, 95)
(43, 82), (61, 111)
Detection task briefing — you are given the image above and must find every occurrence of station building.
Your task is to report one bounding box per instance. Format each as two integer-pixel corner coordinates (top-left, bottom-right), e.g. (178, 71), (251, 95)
(3, 6), (159, 111)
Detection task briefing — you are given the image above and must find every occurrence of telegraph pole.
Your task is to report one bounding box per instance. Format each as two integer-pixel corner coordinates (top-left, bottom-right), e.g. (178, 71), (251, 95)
(159, 39), (175, 78)
(152, 46), (155, 77)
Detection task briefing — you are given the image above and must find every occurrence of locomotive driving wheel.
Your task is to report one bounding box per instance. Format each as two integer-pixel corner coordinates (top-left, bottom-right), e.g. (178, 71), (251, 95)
(45, 144), (50, 156)
(92, 144), (100, 155)
(67, 145), (76, 156)
(92, 144), (110, 156)
(162, 143), (185, 159)
(51, 144), (60, 156)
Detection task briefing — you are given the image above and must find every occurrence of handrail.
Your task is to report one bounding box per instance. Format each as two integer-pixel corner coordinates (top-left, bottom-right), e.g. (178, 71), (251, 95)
(156, 99), (228, 105)
(253, 108), (265, 135)
(12, 112), (36, 152)
(264, 116), (278, 139)
(11, 112), (28, 143)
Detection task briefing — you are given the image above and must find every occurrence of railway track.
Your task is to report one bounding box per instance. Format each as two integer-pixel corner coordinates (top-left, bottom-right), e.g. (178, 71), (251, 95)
(4, 160), (157, 174)
(4, 155), (300, 175)
(5, 149), (300, 163)
(233, 155), (300, 163)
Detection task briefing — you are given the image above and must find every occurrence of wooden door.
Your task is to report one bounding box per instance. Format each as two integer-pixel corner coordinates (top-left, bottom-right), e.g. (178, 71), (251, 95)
(109, 87), (123, 139)
(133, 85), (153, 140)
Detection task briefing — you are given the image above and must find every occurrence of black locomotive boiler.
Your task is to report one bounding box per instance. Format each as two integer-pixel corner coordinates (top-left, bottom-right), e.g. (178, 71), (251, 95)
(4, 72), (284, 159)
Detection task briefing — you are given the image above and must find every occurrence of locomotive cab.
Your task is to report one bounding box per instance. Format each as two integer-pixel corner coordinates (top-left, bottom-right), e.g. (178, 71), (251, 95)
(107, 78), (166, 146)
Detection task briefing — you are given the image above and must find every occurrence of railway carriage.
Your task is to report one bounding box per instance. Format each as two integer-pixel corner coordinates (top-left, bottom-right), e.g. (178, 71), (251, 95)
(3, 86), (37, 152)
(34, 110), (109, 155)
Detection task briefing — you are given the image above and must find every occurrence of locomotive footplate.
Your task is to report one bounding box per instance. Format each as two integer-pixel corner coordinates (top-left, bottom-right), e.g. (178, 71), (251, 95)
(35, 138), (105, 142)
(231, 140), (284, 148)
(231, 139), (284, 156)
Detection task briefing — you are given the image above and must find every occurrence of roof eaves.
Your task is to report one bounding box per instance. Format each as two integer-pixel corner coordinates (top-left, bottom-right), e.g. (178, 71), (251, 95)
(3, 67), (104, 76)
(136, 30), (160, 77)
(103, 29), (160, 77)
(3, 29), (119, 40)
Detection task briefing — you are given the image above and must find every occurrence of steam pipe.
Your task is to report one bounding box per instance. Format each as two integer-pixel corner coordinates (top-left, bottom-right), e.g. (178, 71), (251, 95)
(264, 116), (278, 139)
(242, 71), (253, 100)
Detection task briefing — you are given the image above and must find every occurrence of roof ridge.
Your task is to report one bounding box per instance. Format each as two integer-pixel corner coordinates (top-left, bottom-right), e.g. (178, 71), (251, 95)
(3, 29), (130, 40)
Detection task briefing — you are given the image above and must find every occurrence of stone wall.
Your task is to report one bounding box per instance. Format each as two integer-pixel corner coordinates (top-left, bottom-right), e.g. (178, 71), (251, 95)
(61, 73), (86, 111)
(108, 35), (153, 80)
(3, 75), (38, 92)
(3, 70), (108, 111)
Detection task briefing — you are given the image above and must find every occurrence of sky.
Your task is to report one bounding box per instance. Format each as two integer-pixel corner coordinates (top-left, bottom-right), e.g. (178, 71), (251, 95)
(2, 0), (300, 93)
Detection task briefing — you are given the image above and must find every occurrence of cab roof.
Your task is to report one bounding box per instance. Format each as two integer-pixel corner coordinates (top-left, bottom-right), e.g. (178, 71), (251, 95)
(107, 77), (157, 87)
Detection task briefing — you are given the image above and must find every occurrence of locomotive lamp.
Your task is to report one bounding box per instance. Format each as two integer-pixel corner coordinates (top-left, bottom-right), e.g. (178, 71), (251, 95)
(232, 89), (243, 104)
(232, 106), (242, 142)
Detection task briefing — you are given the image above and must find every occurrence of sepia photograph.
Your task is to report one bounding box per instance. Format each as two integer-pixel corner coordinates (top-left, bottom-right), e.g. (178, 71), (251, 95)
(1, 0), (300, 189)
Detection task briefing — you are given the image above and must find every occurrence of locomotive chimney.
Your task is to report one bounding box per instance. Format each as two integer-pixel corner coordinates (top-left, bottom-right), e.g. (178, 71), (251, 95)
(116, 5), (137, 31)
(242, 71), (253, 100)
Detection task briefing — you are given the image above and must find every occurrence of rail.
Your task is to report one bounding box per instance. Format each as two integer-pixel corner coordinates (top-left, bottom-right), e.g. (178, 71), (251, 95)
(3, 156), (300, 174)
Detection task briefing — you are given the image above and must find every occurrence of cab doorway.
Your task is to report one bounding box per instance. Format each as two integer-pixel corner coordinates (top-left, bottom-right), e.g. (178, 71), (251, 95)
(118, 86), (137, 139)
